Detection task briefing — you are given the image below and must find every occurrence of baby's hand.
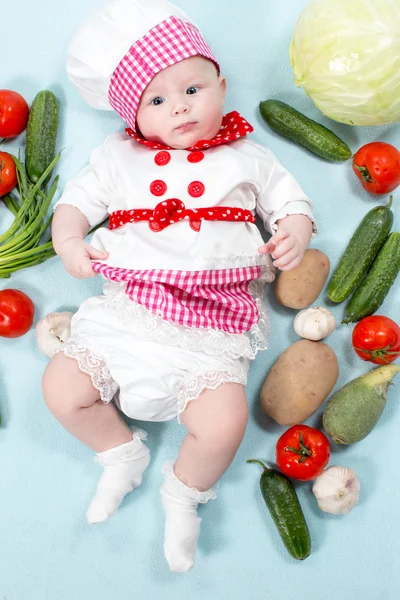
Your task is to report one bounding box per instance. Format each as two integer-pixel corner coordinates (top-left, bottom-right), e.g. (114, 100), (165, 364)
(57, 238), (109, 279)
(258, 214), (313, 271)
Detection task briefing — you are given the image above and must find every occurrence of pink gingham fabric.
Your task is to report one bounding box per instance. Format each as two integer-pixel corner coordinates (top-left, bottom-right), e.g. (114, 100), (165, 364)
(91, 263), (261, 333)
(108, 15), (220, 132)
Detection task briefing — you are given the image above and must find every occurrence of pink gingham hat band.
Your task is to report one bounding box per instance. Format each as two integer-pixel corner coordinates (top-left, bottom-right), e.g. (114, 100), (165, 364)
(108, 15), (220, 132)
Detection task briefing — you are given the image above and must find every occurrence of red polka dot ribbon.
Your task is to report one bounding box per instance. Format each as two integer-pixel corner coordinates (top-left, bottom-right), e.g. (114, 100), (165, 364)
(109, 199), (256, 232)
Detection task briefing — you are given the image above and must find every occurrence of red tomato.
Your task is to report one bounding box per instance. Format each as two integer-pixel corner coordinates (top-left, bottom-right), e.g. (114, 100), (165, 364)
(352, 315), (400, 365)
(276, 425), (330, 481)
(0, 90), (30, 139)
(0, 151), (17, 197)
(352, 142), (400, 195)
(0, 289), (34, 338)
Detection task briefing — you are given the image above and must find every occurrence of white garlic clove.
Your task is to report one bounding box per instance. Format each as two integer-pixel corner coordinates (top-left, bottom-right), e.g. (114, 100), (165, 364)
(294, 306), (336, 341)
(312, 465), (360, 515)
(35, 311), (74, 358)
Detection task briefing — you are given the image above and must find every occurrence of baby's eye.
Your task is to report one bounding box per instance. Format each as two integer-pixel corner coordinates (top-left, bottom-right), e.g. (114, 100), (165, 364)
(151, 97), (164, 106)
(186, 87), (198, 95)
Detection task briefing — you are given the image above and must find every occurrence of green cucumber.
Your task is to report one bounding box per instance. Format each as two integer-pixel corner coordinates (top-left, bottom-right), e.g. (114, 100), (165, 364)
(259, 99), (352, 161)
(343, 232), (400, 323)
(26, 90), (59, 183)
(247, 460), (311, 560)
(328, 197), (393, 303)
(323, 364), (400, 445)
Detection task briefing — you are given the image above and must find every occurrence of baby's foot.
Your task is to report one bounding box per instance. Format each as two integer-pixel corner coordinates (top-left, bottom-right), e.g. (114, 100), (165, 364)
(86, 430), (150, 524)
(160, 461), (217, 572)
(160, 483), (201, 572)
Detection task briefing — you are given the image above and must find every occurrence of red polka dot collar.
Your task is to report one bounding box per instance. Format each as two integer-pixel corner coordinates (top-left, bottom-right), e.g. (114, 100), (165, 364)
(125, 111), (254, 151)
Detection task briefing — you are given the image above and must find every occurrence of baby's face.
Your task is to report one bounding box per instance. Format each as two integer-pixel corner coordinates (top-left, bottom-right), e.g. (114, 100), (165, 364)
(136, 56), (226, 149)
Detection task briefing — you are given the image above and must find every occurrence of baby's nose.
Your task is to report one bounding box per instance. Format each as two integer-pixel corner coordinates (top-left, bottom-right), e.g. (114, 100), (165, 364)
(173, 103), (189, 115)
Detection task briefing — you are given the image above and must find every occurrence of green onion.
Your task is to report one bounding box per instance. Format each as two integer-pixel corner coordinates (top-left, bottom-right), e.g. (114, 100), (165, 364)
(0, 152), (108, 277)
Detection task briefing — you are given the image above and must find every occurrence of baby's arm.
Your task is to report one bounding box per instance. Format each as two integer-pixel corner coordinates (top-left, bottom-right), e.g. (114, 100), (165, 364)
(258, 214), (313, 271)
(51, 137), (120, 278)
(52, 205), (108, 279)
(248, 143), (316, 271)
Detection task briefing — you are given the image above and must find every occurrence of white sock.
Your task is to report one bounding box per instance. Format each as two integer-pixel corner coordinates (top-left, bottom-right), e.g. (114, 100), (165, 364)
(86, 428), (150, 524)
(160, 461), (217, 573)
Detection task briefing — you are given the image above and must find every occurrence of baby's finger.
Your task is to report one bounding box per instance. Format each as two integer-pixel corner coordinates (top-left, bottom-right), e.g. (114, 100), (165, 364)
(87, 245), (109, 260)
(272, 229), (290, 246)
(273, 247), (300, 269)
(77, 257), (97, 278)
(259, 230), (289, 254)
(271, 236), (295, 259)
(258, 241), (275, 254)
(277, 255), (303, 272)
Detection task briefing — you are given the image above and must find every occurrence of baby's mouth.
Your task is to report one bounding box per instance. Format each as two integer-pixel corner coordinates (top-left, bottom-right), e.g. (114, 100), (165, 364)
(175, 121), (197, 132)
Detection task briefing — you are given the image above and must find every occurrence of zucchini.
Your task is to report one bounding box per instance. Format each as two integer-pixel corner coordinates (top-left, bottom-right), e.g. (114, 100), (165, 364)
(247, 459), (311, 560)
(259, 99), (352, 162)
(343, 232), (400, 324)
(26, 90), (59, 183)
(328, 197), (393, 303)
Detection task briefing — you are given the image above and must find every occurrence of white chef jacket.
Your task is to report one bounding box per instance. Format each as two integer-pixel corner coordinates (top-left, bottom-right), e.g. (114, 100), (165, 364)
(54, 131), (316, 273)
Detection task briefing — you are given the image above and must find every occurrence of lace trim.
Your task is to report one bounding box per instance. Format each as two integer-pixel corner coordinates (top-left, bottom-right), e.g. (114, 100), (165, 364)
(95, 428), (148, 466)
(161, 460), (218, 503)
(176, 365), (249, 423)
(56, 340), (119, 404)
(102, 275), (271, 360)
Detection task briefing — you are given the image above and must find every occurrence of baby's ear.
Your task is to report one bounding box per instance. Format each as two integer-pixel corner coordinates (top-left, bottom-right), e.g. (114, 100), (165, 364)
(219, 75), (227, 103)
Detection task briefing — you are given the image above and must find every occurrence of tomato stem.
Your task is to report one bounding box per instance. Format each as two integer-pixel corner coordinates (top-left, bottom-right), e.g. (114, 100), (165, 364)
(353, 162), (373, 183)
(284, 433), (313, 464)
(354, 337), (399, 362)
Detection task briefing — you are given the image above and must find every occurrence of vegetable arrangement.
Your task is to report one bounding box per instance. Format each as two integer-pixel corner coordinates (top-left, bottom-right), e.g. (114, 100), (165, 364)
(255, 15), (400, 553)
(0, 90), (60, 278)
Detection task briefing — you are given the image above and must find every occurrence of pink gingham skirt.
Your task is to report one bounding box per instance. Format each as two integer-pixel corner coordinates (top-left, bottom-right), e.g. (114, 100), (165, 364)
(91, 263), (262, 334)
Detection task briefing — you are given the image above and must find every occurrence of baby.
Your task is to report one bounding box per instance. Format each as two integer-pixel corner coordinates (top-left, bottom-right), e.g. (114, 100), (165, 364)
(42, 0), (316, 572)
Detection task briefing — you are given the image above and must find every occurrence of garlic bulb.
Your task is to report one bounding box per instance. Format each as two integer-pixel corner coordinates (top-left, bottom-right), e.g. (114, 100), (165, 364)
(35, 311), (74, 357)
(312, 466), (360, 514)
(294, 306), (336, 341)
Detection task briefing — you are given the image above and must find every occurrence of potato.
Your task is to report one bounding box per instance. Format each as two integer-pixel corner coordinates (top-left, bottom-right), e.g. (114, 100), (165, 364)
(274, 248), (330, 309)
(261, 339), (339, 426)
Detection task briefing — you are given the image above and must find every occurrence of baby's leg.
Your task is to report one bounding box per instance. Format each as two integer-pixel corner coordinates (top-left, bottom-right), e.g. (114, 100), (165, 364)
(42, 352), (150, 523)
(160, 382), (248, 572)
(43, 352), (132, 452)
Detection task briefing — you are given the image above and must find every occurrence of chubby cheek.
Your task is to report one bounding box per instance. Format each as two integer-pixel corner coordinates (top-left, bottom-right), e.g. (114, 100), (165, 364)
(137, 114), (165, 142)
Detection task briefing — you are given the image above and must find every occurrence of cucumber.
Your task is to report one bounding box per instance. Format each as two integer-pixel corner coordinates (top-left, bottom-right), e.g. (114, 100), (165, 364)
(343, 232), (400, 323)
(328, 197), (393, 303)
(247, 460), (311, 560)
(259, 99), (352, 161)
(26, 90), (59, 183)
(323, 364), (400, 445)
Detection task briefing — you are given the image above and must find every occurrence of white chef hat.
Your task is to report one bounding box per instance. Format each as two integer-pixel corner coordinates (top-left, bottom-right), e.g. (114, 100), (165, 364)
(66, 0), (219, 131)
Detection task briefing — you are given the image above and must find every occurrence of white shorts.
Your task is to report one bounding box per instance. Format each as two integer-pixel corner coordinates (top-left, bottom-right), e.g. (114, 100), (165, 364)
(58, 294), (250, 423)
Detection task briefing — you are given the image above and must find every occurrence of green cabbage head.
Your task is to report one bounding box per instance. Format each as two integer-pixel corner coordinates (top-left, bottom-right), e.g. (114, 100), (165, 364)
(290, 0), (400, 126)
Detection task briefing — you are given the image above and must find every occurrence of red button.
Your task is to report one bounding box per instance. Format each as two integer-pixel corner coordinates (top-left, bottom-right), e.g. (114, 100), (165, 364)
(154, 151), (171, 166)
(150, 180), (167, 196)
(187, 151), (204, 163)
(188, 181), (205, 198)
